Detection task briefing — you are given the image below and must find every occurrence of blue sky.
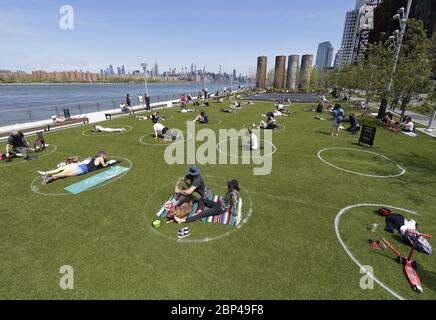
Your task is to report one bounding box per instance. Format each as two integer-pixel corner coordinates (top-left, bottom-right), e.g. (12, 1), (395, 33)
(0, 0), (356, 75)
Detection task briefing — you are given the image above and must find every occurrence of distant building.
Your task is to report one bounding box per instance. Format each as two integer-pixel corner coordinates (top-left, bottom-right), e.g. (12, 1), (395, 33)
(154, 61), (160, 78)
(315, 41), (334, 68)
(338, 9), (360, 68)
(369, 0), (436, 44)
(334, 49), (343, 69)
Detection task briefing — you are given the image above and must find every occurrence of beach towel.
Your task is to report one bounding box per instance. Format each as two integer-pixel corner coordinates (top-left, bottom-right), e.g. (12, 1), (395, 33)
(64, 165), (129, 194)
(156, 193), (242, 226)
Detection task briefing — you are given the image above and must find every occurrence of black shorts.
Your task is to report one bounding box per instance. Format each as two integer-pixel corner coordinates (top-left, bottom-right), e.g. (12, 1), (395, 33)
(162, 127), (169, 135)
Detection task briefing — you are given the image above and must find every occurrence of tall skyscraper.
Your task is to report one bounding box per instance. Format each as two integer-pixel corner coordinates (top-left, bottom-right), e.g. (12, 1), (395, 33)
(334, 49), (343, 70)
(315, 41), (334, 68)
(337, 8), (360, 68)
(109, 65), (115, 75)
(117, 67), (122, 76)
(154, 61), (160, 78)
(121, 65), (126, 75)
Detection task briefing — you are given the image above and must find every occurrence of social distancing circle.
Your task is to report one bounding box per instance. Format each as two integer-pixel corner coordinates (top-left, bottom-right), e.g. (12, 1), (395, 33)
(30, 156), (132, 196)
(317, 147), (406, 178)
(144, 181), (253, 243)
(139, 130), (194, 147)
(216, 137), (277, 159)
(335, 203), (421, 300)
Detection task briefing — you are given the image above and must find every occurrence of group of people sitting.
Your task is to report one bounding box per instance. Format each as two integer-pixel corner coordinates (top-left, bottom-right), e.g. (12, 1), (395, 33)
(1, 130), (47, 162)
(37, 151), (117, 184)
(167, 165), (241, 225)
(383, 112), (415, 133)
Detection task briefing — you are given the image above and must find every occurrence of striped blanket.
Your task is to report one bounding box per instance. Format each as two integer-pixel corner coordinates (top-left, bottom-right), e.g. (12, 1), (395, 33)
(156, 194), (242, 226)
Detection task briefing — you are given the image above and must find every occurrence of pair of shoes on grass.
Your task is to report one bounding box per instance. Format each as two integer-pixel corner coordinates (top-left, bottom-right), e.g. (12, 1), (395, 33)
(178, 227), (191, 239)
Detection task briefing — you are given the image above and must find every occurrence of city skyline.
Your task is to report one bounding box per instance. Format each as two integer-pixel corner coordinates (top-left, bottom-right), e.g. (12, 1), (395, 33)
(0, 0), (357, 75)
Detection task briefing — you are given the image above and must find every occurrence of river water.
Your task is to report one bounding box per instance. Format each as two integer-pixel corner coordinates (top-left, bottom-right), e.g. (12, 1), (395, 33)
(0, 82), (250, 126)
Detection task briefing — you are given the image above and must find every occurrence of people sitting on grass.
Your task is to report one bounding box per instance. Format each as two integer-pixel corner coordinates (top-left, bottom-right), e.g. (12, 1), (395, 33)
(174, 166), (205, 206)
(153, 122), (181, 140)
(253, 113), (277, 130)
(193, 111), (209, 124)
(136, 112), (166, 123)
(174, 179), (240, 225)
(389, 116), (415, 133)
(34, 132), (46, 152)
(346, 114), (361, 134)
(316, 103), (324, 113)
(244, 129), (259, 150)
(331, 104), (345, 137)
(229, 101), (242, 109)
(382, 112), (395, 127)
(91, 125), (127, 133)
(41, 151), (116, 184)
(120, 103), (131, 113)
(5, 130), (33, 161)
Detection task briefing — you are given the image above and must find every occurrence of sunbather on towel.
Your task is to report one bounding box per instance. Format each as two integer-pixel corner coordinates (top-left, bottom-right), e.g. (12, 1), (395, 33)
(174, 179), (240, 224)
(42, 151), (115, 184)
(91, 125), (126, 133)
(136, 112), (166, 123)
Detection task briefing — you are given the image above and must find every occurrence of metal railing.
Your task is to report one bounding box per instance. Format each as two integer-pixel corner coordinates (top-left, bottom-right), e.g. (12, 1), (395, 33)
(0, 92), (200, 127)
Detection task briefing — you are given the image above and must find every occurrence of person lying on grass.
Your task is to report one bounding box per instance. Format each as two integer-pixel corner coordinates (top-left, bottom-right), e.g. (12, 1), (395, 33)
(219, 108), (234, 113)
(136, 111), (166, 123)
(261, 110), (289, 118)
(253, 113), (277, 130)
(192, 111), (209, 124)
(41, 151), (116, 184)
(229, 101), (242, 109)
(153, 123), (181, 140)
(91, 125), (126, 133)
(5, 130), (33, 161)
(174, 179), (241, 225)
(37, 156), (80, 177)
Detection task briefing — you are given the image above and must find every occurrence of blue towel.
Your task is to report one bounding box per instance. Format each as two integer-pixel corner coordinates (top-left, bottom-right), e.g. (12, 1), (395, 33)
(64, 166), (129, 194)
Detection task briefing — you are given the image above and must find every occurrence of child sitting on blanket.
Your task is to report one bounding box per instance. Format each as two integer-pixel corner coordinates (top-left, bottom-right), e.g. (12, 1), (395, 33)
(174, 179), (241, 225)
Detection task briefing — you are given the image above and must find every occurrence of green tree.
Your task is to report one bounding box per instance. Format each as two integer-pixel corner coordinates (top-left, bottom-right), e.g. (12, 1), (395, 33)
(391, 19), (434, 120)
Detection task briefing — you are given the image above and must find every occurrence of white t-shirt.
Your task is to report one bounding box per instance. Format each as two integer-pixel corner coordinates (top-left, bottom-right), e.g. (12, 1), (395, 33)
(138, 95), (143, 102)
(404, 121), (414, 132)
(276, 104), (284, 110)
(153, 123), (165, 134)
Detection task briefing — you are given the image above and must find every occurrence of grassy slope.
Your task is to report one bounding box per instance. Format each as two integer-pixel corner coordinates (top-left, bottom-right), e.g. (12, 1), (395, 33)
(0, 100), (435, 300)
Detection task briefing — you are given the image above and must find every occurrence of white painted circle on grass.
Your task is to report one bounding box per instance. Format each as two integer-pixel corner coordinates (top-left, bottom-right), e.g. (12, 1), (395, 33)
(144, 181), (253, 244)
(335, 203), (421, 300)
(82, 125), (132, 137)
(216, 137), (277, 159)
(313, 127), (357, 140)
(139, 130), (193, 147)
(0, 145), (58, 168)
(30, 156), (132, 196)
(317, 147), (406, 178)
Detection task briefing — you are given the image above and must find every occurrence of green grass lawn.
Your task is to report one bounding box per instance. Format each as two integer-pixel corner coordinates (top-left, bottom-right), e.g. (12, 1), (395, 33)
(1, 99), (436, 300)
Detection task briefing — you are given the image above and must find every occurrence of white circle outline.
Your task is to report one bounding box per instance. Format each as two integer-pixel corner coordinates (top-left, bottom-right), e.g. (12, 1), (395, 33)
(313, 127), (358, 140)
(30, 156), (132, 196)
(317, 147), (406, 178)
(216, 137), (277, 159)
(138, 130), (193, 147)
(0, 144), (58, 168)
(143, 181), (253, 244)
(81, 125), (133, 137)
(335, 203), (421, 300)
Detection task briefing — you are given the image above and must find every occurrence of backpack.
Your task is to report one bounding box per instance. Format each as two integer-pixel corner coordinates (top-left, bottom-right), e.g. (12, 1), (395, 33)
(379, 207), (392, 217)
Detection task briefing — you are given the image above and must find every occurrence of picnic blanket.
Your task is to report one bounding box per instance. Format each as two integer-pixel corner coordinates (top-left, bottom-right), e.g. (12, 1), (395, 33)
(156, 193), (243, 226)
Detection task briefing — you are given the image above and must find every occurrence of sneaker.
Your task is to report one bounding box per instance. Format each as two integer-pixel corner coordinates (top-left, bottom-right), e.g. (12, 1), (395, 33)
(37, 171), (46, 176)
(42, 175), (53, 185)
(177, 227), (191, 239)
